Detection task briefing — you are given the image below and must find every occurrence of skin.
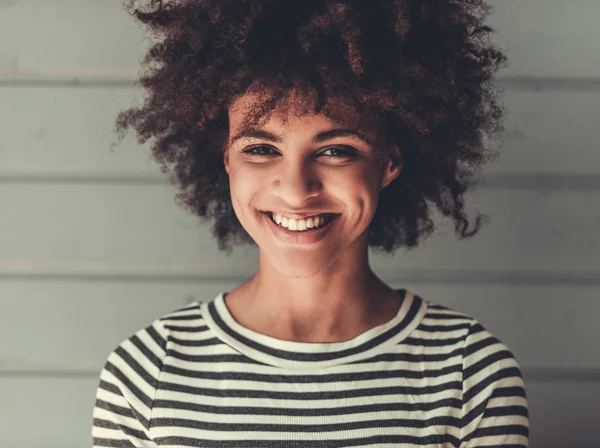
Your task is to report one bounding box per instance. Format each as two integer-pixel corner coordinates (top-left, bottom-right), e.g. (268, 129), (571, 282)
(222, 92), (404, 343)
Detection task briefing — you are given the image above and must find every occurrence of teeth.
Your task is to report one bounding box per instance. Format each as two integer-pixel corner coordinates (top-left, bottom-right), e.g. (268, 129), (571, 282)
(269, 212), (334, 232)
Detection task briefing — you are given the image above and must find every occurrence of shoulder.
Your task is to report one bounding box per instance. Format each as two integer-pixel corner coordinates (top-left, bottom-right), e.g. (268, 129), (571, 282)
(100, 301), (205, 382)
(420, 297), (521, 362)
(417, 296), (479, 340)
(93, 301), (208, 438)
(417, 296), (529, 443)
(458, 315), (526, 404)
(417, 295), (525, 393)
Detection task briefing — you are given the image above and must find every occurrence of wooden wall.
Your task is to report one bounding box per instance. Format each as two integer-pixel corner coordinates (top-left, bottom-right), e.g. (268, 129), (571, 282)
(1, 1), (599, 446)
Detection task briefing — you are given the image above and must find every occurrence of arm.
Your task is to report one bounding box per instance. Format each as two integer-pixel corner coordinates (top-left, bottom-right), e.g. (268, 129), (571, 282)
(460, 320), (530, 447)
(92, 321), (167, 447)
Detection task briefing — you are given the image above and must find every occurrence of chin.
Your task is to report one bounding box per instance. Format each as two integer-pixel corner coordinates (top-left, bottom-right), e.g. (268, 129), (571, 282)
(263, 251), (335, 278)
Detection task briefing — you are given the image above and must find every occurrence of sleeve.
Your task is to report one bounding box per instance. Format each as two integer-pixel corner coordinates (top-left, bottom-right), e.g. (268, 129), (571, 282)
(459, 320), (530, 448)
(92, 319), (168, 448)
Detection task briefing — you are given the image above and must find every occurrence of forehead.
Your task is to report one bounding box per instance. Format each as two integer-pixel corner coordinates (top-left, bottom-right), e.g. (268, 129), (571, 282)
(228, 90), (370, 136)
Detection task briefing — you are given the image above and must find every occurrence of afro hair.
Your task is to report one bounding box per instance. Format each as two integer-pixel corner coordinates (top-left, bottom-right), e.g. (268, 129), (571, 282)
(116, 0), (508, 254)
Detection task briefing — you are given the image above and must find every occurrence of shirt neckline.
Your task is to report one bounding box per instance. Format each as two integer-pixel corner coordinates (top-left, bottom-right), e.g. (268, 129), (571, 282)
(199, 288), (428, 369)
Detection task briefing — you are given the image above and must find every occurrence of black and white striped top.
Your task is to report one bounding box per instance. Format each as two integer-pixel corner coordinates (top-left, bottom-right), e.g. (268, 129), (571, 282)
(92, 288), (529, 447)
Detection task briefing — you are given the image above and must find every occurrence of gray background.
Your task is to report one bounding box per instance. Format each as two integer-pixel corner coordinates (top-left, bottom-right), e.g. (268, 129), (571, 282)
(1, 0), (599, 446)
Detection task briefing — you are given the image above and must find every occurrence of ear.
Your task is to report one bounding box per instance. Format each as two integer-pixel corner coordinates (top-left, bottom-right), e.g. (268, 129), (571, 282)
(223, 147), (230, 175)
(380, 147), (402, 190)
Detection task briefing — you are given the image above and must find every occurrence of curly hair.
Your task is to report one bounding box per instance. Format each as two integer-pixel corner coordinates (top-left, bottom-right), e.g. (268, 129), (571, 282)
(116, 0), (507, 254)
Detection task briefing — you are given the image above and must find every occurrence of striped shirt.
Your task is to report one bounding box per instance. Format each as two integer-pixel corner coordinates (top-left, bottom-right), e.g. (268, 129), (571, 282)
(92, 288), (529, 447)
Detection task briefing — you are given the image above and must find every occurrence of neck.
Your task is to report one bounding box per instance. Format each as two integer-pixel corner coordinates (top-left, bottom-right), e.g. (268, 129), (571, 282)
(224, 243), (401, 343)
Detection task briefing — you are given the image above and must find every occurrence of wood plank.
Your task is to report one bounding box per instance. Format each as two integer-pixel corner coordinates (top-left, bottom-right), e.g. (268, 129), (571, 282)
(525, 380), (600, 447)
(0, 280), (234, 373)
(0, 0), (147, 76)
(0, 377), (96, 448)
(494, 90), (600, 175)
(1, 282), (599, 372)
(0, 87), (155, 175)
(0, 185), (598, 272)
(1, 0), (598, 79)
(2, 87), (600, 176)
(0, 376), (597, 447)
(488, 0), (600, 79)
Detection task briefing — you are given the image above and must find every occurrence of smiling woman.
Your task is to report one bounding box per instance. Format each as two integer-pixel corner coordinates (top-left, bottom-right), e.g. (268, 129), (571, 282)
(222, 92), (402, 279)
(92, 0), (529, 447)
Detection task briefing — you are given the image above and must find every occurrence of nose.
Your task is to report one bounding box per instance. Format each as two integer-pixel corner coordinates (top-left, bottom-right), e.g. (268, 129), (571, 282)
(271, 158), (322, 205)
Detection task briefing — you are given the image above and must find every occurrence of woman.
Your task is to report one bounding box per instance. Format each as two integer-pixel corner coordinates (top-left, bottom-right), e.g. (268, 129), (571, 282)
(93, 0), (529, 446)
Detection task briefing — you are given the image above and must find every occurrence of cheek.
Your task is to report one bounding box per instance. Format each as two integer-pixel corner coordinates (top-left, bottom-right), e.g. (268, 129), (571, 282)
(331, 165), (380, 200)
(228, 166), (266, 207)
(324, 181), (376, 227)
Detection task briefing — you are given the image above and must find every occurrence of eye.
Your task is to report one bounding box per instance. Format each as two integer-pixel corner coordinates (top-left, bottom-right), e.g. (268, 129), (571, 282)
(241, 145), (356, 159)
(241, 146), (278, 157)
(319, 147), (355, 158)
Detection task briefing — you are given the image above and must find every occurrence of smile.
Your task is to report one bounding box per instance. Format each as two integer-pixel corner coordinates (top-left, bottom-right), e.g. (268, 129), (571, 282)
(261, 211), (340, 244)
(267, 212), (337, 232)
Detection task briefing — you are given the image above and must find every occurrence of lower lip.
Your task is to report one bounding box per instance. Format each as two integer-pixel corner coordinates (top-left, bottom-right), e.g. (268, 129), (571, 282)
(262, 212), (339, 244)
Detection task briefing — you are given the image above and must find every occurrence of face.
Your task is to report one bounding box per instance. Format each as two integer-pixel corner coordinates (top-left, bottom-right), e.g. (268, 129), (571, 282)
(224, 93), (402, 278)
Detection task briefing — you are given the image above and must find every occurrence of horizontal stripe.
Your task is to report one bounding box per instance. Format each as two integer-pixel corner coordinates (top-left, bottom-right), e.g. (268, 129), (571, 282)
(151, 396), (463, 415)
(152, 433), (458, 448)
(150, 415), (462, 432)
(156, 378), (463, 399)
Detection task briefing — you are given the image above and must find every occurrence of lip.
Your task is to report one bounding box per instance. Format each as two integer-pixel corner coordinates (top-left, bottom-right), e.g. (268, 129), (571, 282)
(264, 211), (336, 220)
(261, 211), (339, 244)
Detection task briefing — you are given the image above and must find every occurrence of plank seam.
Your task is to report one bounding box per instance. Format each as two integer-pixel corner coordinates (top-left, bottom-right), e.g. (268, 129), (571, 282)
(1, 76), (600, 91)
(1, 269), (599, 285)
(2, 173), (600, 190)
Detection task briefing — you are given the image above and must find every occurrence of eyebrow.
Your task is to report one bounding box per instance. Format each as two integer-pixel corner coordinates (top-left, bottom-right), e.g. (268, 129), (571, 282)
(229, 128), (371, 145)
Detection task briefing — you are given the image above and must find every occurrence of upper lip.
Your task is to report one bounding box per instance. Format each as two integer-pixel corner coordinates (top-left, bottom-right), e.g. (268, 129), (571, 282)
(264, 211), (338, 219)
